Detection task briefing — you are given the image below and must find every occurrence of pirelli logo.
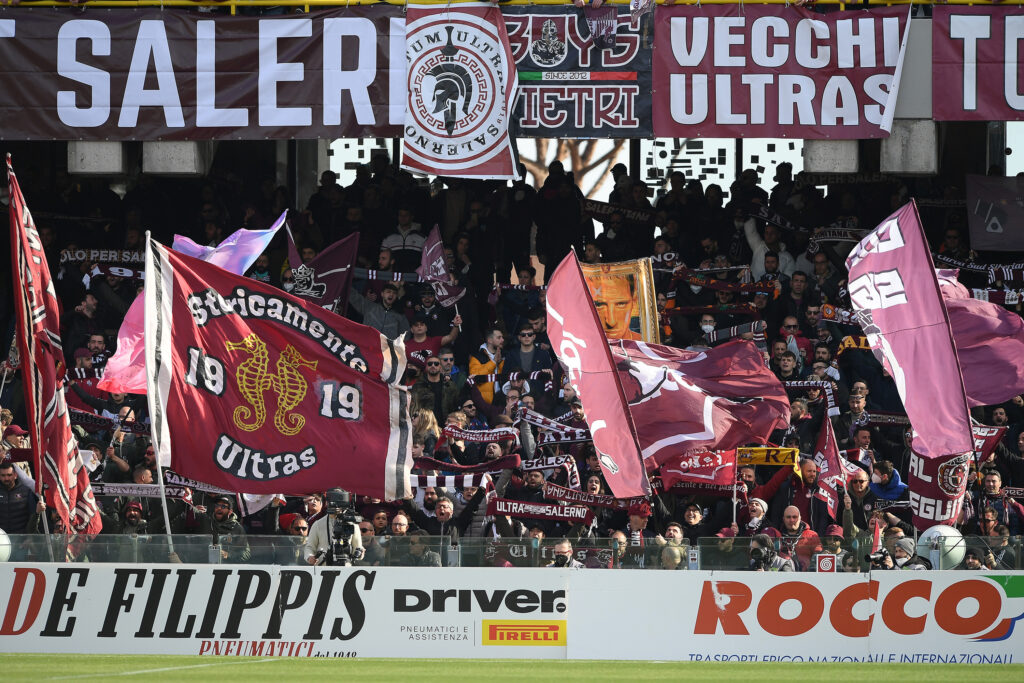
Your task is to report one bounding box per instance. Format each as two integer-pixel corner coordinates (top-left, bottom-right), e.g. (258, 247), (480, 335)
(481, 620), (566, 646)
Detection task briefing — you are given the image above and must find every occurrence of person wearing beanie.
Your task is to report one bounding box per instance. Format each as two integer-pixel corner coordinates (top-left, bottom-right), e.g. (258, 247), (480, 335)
(892, 537), (931, 570)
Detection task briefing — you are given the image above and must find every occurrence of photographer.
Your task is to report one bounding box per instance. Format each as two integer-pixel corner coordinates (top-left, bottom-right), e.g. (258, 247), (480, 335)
(867, 537), (931, 570)
(747, 533), (794, 572)
(304, 488), (365, 566)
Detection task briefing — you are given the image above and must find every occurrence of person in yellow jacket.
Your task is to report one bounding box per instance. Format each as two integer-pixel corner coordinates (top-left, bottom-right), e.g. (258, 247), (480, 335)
(468, 326), (505, 404)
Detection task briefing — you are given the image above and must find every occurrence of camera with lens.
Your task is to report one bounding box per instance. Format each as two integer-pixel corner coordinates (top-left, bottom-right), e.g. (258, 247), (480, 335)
(749, 545), (768, 570)
(865, 548), (889, 566)
(323, 488), (363, 566)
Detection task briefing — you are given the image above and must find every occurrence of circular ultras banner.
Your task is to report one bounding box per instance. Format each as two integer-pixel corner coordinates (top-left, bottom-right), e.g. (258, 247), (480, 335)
(403, 10), (515, 176)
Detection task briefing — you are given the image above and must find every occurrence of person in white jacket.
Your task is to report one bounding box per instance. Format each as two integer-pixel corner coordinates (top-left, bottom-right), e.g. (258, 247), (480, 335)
(304, 490), (365, 566)
(744, 218), (795, 279)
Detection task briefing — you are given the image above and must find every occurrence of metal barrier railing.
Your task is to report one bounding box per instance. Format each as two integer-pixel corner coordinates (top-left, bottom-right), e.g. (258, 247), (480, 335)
(5, 533), (1019, 569)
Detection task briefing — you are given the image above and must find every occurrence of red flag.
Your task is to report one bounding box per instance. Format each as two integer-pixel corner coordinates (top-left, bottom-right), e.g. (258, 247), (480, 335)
(612, 339), (791, 467)
(8, 155), (101, 535)
(416, 225), (465, 307)
(846, 202), (973, 460)
(546, 252), (650, 497)
(812, 417), (862, 520)
(144, 238), (413, 499)
(286, 230), (359, 315)
(659, 449), (739, 498)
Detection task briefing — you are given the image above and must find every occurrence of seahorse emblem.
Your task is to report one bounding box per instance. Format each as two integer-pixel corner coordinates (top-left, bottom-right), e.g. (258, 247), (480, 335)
(225, 334), (318, 436)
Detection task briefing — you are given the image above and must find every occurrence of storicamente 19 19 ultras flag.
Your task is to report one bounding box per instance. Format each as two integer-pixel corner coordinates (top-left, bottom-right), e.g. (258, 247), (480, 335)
(144, 236), (413, 499)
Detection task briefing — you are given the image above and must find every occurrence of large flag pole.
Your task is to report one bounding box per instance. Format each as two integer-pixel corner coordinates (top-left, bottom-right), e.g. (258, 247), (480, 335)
(143, 232), (176, 556)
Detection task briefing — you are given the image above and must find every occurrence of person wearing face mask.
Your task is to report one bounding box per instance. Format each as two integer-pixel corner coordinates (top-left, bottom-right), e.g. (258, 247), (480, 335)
(697, 314), (717, 345)
(280, 268), (296, 292)
(891, 537), (931, 570)
(869, 460), (909, 503)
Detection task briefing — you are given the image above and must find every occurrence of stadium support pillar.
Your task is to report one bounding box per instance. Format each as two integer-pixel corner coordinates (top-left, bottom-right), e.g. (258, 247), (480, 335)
(68, 142), (126, 175)
(142, 141), (216, 176)
(801, 140), (859, 173)
(880, 120), (938, 175)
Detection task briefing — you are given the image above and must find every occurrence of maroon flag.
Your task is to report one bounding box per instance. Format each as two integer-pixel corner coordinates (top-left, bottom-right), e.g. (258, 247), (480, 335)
(908, 451), (970, 530)
(937, 270), (1024, 407)
(8, 156), (101, 535)
(287, 230), (359, 315)
(416, 225), (465, 307)
(845, 202), (974, 460)
(659, 449), (736, 490)
(546, 252), (650, 497)
(612, 339), (791, 467)
(972, 426), (1006, 465)
(144, 238), (413, 499)
(812, 416), (862, 520)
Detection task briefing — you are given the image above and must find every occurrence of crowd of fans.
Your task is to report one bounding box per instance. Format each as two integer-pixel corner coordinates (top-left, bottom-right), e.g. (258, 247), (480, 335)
(1, 151), (1023, 572)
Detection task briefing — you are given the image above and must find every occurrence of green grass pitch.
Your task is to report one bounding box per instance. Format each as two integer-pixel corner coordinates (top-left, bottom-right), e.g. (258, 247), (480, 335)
(1, 655), (1022, 682)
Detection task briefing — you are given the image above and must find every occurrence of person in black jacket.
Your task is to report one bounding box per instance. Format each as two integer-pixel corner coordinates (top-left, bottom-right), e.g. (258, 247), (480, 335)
(68, 383), (147, 424)
(0, 461), (39, 534)
(402, 489), (485, 541)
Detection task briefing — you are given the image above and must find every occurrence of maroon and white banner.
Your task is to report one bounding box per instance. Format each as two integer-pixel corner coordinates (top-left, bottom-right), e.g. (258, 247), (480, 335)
(845, 202), (974, 461)
(0, 8), (404, 141)
(653, 6), (908, 138)
(542, 481), (646, 510)
(143, 239), (413, 500)
(658, 449), (736, 490)
(487, 497), (594, 526)
(441, 424), (519, 443)
(908, 451), (970, 530)
(402, 2), (519, 179)
(546, 253), (650, 498)
(933, 7), (1024, 121)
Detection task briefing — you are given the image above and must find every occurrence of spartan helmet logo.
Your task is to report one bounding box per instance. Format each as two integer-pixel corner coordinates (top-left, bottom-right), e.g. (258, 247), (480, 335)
(429, 26), (474, 137)
(541, 18), (558, 42)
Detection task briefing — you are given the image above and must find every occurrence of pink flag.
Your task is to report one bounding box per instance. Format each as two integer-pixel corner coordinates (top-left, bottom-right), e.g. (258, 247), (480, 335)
(546, 252), (650, 497)
(937, 269), (1024, 407)
(99, 215), (284, 394)
(416, 225), (465, 307)
(845, 202), (973, 460)
(612, 339), (791, 467)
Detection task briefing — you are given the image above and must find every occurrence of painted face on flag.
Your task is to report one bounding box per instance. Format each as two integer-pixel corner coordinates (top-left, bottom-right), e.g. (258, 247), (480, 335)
(592, 275), (639, 340)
